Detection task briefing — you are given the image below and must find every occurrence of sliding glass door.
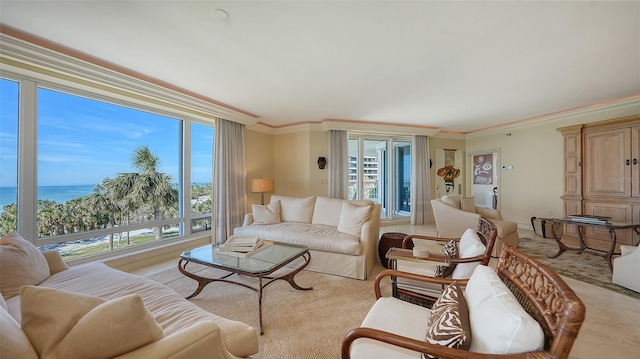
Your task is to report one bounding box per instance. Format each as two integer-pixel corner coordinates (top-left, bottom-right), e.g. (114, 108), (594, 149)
(349, 136), (411, 220)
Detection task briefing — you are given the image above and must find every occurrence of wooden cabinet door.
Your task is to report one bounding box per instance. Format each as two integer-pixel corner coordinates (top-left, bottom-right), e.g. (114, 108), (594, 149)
(632, 126), (639, 198)
(583, 128), (631, 198)
(563, 131), (582, 196)
(584, 201), (634, 245)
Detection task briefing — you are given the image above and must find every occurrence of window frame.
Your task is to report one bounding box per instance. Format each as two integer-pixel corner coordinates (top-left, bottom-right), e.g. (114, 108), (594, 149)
(2, 72), (215, 262)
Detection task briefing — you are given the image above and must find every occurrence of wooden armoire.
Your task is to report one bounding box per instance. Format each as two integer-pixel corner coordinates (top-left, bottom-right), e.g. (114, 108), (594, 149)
(557, 115), (640, 251)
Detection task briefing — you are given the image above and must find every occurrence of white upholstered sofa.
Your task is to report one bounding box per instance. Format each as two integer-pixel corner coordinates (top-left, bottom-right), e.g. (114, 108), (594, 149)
(0, 233), (258, 359)
(234, 195), (381, 280)
(431, 195), (519, 257)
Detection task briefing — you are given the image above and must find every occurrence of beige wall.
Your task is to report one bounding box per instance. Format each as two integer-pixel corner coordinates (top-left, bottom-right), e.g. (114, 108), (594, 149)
(246, 102), (639, 229)
(464, 104), (640, 228)
(245, 129), (274, 206)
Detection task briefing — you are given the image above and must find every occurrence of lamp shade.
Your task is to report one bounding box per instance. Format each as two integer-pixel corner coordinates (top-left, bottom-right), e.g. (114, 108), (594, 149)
(251, 178), (274, 193)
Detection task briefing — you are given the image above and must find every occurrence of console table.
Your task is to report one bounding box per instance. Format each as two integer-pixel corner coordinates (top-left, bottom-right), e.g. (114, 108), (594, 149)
(550, 218), (640, 271)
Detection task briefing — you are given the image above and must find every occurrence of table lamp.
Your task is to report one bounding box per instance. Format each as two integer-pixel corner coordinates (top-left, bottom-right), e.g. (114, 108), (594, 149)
(251, 178), (274, 205)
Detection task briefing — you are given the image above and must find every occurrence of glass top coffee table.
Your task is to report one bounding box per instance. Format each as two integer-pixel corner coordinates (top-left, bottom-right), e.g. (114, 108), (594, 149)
(178, 241), (312, 334)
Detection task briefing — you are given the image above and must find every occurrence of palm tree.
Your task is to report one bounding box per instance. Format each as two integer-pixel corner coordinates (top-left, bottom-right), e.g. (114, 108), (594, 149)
(103, 146), (177, 241)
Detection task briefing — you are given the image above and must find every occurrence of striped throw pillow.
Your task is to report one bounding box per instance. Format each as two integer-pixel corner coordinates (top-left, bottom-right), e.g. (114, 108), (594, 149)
(433, 239), (458, 278)
(423, 282), (471, 359)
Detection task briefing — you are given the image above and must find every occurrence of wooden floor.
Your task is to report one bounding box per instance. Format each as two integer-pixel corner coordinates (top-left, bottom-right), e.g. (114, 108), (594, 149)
(131, 223), (640, 359)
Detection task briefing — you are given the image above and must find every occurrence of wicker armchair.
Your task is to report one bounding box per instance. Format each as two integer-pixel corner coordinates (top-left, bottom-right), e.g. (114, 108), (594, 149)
(393, 217), (497, 307)
(342, 246), (586, 359)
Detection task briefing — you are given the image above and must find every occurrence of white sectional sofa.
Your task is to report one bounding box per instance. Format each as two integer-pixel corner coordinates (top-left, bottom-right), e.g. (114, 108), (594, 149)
(0, 233), (258, 359)
(234, 195), (381, 280)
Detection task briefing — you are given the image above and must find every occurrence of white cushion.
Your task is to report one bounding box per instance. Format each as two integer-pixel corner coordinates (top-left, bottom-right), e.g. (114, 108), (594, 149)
(251, 201), (281, 224)
(351, 297), (430, 359)
(0, 306), (37, 359)
(337, 202), (372, 236)
(312, 196), (345, 227)
(270, 195), (316, 223)
(465, 265), (544, 354)
(0, 233), (50, 300)
(451, 229), (486, 279)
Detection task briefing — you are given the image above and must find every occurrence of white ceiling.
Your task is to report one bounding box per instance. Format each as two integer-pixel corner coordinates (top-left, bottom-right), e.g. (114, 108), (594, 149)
(1, 1), (639, 133)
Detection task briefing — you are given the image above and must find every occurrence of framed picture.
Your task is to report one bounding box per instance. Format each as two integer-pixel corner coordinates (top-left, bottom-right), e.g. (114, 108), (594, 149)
(473, 153), (493, 185)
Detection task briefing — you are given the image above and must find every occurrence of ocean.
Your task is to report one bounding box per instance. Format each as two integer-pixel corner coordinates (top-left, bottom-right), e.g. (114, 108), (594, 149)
(0, 185), (96, 208)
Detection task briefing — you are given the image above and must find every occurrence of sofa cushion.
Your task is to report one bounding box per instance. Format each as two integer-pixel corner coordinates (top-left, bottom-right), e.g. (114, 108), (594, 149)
(460, 197), (476, 213)
(252, 200), (281, 225)
(442, 195), (461, 209)
(451, 229), (486, 279)
(465, 265), (544, 354)
(236, 222), (361, 255)
(312, 196), (346, 227)
(270, 195), (316, 223)
(351, 297), (431, 359)
(337, 202), (372, 236)
(0, 306), (37, 359)
(0, 233), (50, 300)
(20, 285), (163, 359)
(423, 282), (471, 359)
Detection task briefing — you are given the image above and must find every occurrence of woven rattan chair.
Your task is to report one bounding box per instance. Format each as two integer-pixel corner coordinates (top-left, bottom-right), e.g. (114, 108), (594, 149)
(342, 246), (586, 359)
(393, 217), (497, 307)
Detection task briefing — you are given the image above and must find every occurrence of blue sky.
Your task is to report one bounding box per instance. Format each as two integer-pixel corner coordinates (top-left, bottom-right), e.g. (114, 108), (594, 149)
(0, 79), (213, 187)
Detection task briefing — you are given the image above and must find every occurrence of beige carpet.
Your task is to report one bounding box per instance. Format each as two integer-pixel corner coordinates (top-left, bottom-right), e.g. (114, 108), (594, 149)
(149, 262), (391, 359)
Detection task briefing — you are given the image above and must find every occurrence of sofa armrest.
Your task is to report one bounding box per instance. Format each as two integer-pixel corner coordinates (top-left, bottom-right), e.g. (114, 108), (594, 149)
(42, 250), (69, 275)
(115, 321), (234, 359)
(475, 207), (503, 220)
(242, 213), (254, 227)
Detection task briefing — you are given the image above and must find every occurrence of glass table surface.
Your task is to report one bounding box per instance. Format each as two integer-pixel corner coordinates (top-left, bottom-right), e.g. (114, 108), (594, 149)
(180, 241), (308, 275)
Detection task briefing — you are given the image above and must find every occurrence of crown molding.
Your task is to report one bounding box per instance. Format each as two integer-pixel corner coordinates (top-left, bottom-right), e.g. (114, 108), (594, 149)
(0, 32), (259, 126)
(464, 96), (640, 139)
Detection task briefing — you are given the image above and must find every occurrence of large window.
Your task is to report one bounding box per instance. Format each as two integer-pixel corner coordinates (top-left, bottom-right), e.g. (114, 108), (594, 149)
(349, 136), (411, 220)
(0, 79), (213, 260)
(0, 79), (19, 235)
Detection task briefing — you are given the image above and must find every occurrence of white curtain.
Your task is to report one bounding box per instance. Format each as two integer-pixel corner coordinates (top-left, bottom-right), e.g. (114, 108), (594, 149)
(328, 130), (348, 199)
(213, 118), (247, 243)
(411, 135), (430, 225)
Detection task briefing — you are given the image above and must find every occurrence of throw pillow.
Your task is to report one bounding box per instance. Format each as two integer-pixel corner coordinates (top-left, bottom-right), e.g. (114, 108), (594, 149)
(252, 200), (281, 224)
(465, 265), (544, 354)
(460, 197), (476, 213)
(270, 195), (316, 223)
(54, 295), (164, 359)
(451, 229), (486, 280)
(423, 282), (472, 359)
(20, 285), (106, 357)
(0, 233), (50, 300)
(20, 286), (163, 359)
(337, 202), (372, 236)
(434, 239), (458, 278)
(0, 307), (38, 359)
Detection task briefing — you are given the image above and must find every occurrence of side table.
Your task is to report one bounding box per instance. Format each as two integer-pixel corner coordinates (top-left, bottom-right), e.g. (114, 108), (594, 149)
(378, 232), (410, 268)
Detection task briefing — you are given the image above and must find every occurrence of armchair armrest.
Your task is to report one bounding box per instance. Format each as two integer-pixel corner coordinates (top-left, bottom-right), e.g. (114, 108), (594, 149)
(475, 207), (503, 220)
(342, 327), (545, 359)
(374, 269), (468, 299)
(42, 250), (69, 275)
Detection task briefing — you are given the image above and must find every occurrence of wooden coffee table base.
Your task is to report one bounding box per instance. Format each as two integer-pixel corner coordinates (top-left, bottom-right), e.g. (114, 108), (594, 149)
(178, 252), (312, 334)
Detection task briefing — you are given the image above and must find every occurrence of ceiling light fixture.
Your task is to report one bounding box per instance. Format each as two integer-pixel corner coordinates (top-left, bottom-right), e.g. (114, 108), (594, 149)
(212, 8), (229, 21)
